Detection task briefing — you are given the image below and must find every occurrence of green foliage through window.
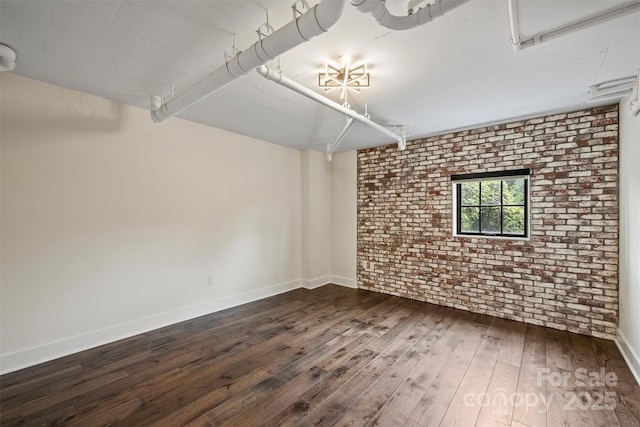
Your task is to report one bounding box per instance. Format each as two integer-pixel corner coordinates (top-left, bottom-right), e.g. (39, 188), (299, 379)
(453, 171), (528, 238)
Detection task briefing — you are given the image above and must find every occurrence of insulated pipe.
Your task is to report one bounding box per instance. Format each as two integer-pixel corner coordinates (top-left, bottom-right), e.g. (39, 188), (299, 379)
(407, 0), (427, 15)
(151, 0), (346, 122)
(327, 118), (354, 161)
(351, 0), (471, 30)
(257, 65), (404, 145)
(507, 0), (521, 50)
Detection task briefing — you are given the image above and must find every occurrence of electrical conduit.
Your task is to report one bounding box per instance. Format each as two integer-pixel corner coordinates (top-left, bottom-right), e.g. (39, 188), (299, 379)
(256, 65), (404, 148)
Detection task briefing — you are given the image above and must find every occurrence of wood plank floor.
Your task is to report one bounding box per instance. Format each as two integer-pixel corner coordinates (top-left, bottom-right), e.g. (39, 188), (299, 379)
(1, 285), (639, 426)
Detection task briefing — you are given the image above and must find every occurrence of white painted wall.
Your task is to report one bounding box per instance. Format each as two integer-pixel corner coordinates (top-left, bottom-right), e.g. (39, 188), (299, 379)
(618, 94), (640, 383)
(3, 71), (637, 383)
(330, 151), (357, 288)
(0, 73), (303, 373)
(300, 150), (332, 288)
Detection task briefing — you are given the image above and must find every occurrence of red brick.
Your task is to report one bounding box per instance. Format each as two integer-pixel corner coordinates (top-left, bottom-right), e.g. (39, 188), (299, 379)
(357, 104), (619, 340)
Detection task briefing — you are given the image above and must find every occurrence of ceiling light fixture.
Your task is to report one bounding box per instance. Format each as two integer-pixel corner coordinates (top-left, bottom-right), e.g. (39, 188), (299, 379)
(318, 57), (370, 101)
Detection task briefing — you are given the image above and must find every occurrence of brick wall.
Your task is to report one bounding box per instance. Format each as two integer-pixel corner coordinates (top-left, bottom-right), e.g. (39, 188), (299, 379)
(357, 105), (619, 339)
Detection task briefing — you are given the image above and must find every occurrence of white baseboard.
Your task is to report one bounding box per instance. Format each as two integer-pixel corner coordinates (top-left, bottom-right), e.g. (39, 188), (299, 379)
(1, 277), (360, 374)
(301, 276), (358, 290)
(0, 279), (301, 375)
(331, 276), (358, 289)
(301, 276), (332, 289)
(616, 329), (640, 386)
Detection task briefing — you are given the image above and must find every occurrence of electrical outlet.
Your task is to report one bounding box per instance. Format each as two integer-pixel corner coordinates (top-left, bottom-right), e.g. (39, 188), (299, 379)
(207, 275), (214, 286)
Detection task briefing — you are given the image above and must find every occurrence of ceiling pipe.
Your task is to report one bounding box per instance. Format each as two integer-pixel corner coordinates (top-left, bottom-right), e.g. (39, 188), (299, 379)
(327, 118), (354, 161)
(350, 0), (472, 31)
(151, 0), (346, 122)
(407, 0), (427, 15)
(257, 65), (405, 147)
(506, 0), (521, 51)
(512, 0), (640, 50)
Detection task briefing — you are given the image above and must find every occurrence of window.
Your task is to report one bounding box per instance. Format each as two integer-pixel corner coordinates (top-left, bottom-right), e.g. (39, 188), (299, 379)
(452, 169), (529, 239)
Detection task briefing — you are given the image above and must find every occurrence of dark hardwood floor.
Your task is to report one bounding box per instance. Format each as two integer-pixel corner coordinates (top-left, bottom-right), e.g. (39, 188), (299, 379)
(1, 285), (639, 426)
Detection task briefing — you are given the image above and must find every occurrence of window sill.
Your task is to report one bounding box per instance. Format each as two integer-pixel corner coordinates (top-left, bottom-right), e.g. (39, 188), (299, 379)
(453, 233), (530, 242)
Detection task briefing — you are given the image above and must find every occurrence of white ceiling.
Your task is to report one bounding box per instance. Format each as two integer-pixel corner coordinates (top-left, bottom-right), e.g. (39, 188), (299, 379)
(1, 0), (639, 152)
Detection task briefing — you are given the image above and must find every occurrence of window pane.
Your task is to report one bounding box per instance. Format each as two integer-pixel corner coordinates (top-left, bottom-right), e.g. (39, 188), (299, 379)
(481, 206), (501, 233)
(460, 207), (479, 233)
(503, 179), (525, 205)
(460, 182), (479, 205)
(503, 206), (525, 234)
(453, 171), (529, 238)
(481, 181), (500, 206)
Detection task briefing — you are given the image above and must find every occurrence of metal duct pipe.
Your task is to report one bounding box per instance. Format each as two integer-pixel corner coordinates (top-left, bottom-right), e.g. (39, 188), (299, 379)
(151, 0), (346, 122)
(256, 65), (404, 147)
(351, 0), (471, 30)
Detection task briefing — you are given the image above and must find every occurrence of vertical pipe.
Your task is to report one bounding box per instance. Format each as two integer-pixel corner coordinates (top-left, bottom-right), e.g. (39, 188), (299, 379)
(507, 0), (522, 51)
(629, 70), (640, 116)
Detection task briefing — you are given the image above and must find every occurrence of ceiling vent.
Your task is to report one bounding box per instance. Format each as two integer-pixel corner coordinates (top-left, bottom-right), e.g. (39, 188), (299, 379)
(0, 43), (16, 72)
